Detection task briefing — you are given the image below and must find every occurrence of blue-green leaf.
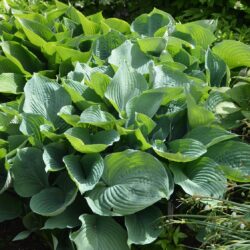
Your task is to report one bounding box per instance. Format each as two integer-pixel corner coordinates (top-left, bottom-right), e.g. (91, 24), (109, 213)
(86, 150), (172, 216)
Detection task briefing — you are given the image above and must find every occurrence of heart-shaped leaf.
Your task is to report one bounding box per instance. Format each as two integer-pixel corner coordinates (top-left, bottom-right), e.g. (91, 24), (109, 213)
(11, 147), (49, 197)
(108, 40), (152, 74)
(30, 172), (77, 216)
(205, 141), (250, 182)
(70, 214), (129, 250)
(23, 74), (71, 130)
(153, 139), (207, 162)
(125, 206), (163, 245)
(170, 157), (227, 198)
(105, 61), (148, 114)
(63, 154), (104, 194)
(86, 150), (172, 216)
(213, 40), (250, 69)
(64, 127), (120, 153)
(79, 105), (117, 130)
(185, 126), (237, 148)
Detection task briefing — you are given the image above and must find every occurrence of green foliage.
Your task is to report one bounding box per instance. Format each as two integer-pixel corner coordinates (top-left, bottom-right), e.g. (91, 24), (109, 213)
(60, 0), (250, 43)
(0, 0), (250, 249)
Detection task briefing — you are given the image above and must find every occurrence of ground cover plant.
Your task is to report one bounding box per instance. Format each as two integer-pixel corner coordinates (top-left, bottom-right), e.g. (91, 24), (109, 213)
(0, 0), (250, 249)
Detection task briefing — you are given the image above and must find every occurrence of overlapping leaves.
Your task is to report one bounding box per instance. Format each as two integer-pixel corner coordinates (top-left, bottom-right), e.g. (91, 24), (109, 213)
(0, 1), (249, 249)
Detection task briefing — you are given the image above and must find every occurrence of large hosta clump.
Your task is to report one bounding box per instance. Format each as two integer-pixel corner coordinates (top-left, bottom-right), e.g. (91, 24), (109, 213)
(0, 0), (249, 249)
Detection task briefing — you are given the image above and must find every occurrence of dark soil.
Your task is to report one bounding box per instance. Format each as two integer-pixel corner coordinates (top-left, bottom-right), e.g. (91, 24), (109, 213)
(0, 219), (50, 250)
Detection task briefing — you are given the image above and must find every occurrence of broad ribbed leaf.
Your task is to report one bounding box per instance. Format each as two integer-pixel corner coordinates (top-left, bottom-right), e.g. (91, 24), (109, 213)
(23, 74), (71, 130)
(70, 214), (129, 250)
(213, 40), (250, 69)
(228, 82), (250, 109)
(187, 95), (215, 129)
(214, 101), (240, 115)
(105, 61), (148, 114)
(93, 30), (126, 60)
(43, 142), (68, 172)
(135, 113), (156, 135)
(69, 62), (113, 82)
(16, 16), (54, 40)
(104, 18), (130, 34)
(175, 22), (216, 49)
(185, 126), (237, 148)
(205, 141), (250, 182)
(125, 206), (162, 245)
(0, 99), (20, 116)
(46, 7), (68, 23)
(0, 55), (23, 74)
(58, 105), (80, 127)
(63, 154), (104, 194)
(0, 73), (25, 94)
(191, 19), (218, 32)
(150, 65), (190, 89)
(20, 113), (50, 147)
(126, 89), (164, 125)
(45, 43), (91, 64)
(1, 41), (43, 74)
(30, 173), (77, 216)
(64, 127), (119, 153)
(11, 147), (49, 197)
(131, 8), (175, 36)
(79, 105), (117, 130)
(85, 150), (171, 216)
(43, 198), (85, 229)
(137, 37), (167, 56)
(153, 139), (207, 162)
(205, 91), (230, 112)
(15, 16), (54, 47)
(205, 48), (229, 87)
(108, 40), (151, 74)
(88, 72), (111, 98)
(0, 193), (22, 222)
(170, 157), (227, 198)
(7, 135), (27, 152)
(62, 79), (99, 110)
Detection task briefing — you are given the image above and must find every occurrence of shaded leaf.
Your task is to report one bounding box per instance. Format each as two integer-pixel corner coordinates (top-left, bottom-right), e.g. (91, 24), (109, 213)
(170, 157), (227, 198)
(11, 147), (49, 197)
(0, 193), (22, 222)
(30, 173), (77, 216)
(70, 214), (129, 250)
(63, 154), (104, 194)
(125, 206), (162, 245)
(153, 139), (207, 162)
(205, 141), (250, 182)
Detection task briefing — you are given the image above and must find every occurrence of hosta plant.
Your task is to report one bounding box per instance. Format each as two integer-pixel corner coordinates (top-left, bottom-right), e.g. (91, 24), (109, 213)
(0, 0), (250, 249)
